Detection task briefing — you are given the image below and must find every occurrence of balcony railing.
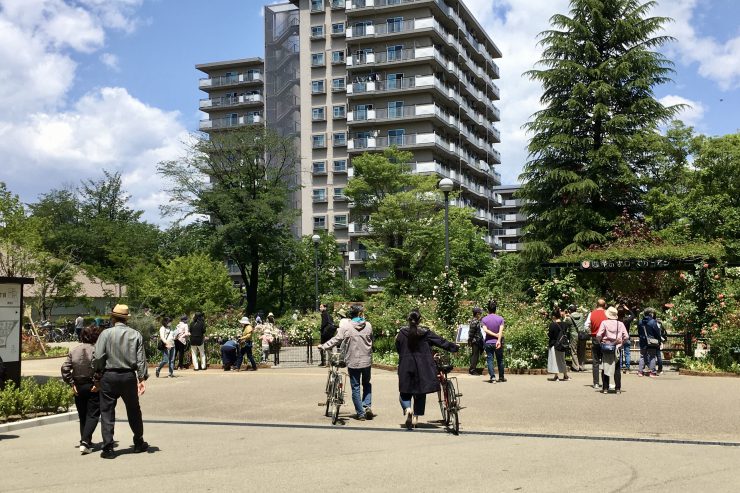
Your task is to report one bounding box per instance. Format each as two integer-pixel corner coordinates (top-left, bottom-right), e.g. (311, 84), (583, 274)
(199, 94), (263, 110)
(199, 72), (263, 89)
(199, 114), (263, 130)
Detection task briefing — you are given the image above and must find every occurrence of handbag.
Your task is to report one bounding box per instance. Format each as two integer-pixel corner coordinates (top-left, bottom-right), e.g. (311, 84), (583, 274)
(646, 336), (660, 347)
(599, 320), (619, 352)
(554, 322), (570, 353)
(157, 328), (171, 351)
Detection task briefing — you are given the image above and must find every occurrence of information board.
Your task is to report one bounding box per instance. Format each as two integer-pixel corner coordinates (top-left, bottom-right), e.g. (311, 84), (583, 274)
(0, 283), (22, 363)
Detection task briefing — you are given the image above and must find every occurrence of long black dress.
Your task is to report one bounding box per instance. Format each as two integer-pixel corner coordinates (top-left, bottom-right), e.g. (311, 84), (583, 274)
(395, 326), (458, 394)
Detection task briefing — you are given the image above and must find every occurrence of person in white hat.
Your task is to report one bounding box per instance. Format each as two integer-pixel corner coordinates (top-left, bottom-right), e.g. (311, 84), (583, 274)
(595, 306), (629, 393)
(237, 316), (257, 371)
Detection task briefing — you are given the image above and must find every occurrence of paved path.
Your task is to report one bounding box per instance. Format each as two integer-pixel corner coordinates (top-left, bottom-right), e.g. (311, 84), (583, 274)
(3, 359), (740, 491)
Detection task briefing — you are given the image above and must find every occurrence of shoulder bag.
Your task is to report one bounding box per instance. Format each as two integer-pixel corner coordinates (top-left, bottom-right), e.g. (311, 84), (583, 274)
(554, 322), (570, 353)
(599, 321), (617, 353)
(157, 328), (170, 352)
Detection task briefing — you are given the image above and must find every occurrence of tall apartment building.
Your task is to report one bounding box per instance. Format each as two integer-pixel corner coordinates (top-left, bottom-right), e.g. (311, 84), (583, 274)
(493, 185), (525, 253)
(196, 58), (265, 132)
(199, 0), (503, 280)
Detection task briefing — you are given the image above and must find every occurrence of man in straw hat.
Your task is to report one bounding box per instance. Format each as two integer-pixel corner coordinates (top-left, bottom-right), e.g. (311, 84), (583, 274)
(93, 304), (149, 458)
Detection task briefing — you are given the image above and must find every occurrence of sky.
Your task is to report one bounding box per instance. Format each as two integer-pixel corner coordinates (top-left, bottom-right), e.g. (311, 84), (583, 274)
(0, 0), (739, 225)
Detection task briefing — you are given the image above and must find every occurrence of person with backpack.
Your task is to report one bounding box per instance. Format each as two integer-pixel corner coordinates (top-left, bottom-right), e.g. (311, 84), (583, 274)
(155, 317), (176, 378)
(547, 308), (571, 381)
(585, 298), (608, 389)
(596, 306), (629, 393)
(189, 312), (207, 371)
(637, 308), (660, 377)
(318, 303), (335, 367)
(467, 307), (484, 375)
(564, 304), (587, 371)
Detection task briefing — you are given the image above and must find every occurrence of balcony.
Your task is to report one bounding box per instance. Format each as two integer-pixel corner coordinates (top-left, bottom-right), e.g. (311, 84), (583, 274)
(199, 72), (263, 90)
(334, 221), (349, 229)
(503, 243), (523, 252)
(199, 114), (263, 130)
(349, 222), (371, 235)
(330, 0), (345, 8)
(502, 213), (527, 223)
(349, 250), (374, 264)
(333, 193), (349, 201)
(313, 194), (328, 203)
(199, 93), (263, 111)
(495, 228), (522, 238)
(503, 199), (525, 207)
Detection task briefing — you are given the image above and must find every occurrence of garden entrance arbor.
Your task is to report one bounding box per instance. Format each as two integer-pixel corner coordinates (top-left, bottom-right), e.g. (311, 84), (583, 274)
(0, 277), (33, 387)
(542, 258), (739, 357)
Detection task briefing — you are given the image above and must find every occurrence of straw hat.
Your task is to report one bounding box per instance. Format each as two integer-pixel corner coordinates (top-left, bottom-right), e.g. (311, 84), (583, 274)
(606, 306), (619, 320)
(111, 304), (130, 319)
(239, 316), (250, 325)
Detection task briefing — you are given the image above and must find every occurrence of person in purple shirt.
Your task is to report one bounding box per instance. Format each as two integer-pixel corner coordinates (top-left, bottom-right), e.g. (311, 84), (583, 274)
(481, 300), (506, 383)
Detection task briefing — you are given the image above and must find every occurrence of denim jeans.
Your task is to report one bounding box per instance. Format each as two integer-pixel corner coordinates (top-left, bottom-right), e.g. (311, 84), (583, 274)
(221, 345), (237, 370)
(399, 393), (426, 416)
(348, 366), (372, 417)
(621, 341), (631, 369)
(484, 343), (504, 380)
(237, 342), (257, 370)
(157, 348), (175, 375)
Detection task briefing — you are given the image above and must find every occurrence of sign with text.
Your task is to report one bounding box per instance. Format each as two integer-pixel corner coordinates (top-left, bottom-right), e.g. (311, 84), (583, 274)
(580, 259), (673, 271)
(0, 284), (21, 363)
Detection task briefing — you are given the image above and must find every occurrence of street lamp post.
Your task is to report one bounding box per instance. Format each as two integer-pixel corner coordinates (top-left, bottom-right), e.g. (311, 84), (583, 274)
(312, 234), (321, 311)
(438, 178), (454, 270)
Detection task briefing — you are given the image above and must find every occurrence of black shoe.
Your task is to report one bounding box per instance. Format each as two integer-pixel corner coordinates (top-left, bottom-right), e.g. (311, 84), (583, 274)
(133, 441), (149, 453)
(155, 368), (160, 378)
(101, 448), (115, 459)
(364, 407), (375, 420)
(498, 378), (507, 383)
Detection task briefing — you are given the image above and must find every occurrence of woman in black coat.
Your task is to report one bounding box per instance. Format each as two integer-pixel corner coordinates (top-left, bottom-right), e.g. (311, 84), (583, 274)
(395, 309), (459, 429)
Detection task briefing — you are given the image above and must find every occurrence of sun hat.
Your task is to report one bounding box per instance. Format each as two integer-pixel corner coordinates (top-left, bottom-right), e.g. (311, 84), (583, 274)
(239, 316), (250, 325)
(606, 306), (619, 320)
(111, 304), (130, 319)
(336, 307), (348, 318)
(267, 312), (274, 318)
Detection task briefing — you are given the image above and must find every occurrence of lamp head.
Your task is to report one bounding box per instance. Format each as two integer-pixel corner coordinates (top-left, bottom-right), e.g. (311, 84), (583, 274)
(438, 177), (454, 193)
(311, 234), (321, 244)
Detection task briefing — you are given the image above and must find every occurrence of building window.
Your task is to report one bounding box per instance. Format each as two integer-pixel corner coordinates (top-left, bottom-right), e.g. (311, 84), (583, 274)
(355, 104), (372, 121)
(311, 80), (325, 93)
(311, 53), (325, 66)
(331, 50), (345, 64)
(313, 189), (327, 202)
(333, 105), (346, 118)
(387, 73), (403, 90)
(387, 45), (403, 62)
(355, 131), (371, 148)
(332, 78), (346, 91)
(312, 107), (326, 121)
(388, 129), (405, 146)
(314, 216), (327, 229)
(333, 187), (345, 199)
(329, 0), (344, 8)
(333, 160), (347, 172)
(331, 22), (345, 35)
(333, 132), (347, 147)
(311, 25), (325, 38)
(388, 101), (404, 118)
(313, 161), (327, 174)
(354, 21), (372, 37)
(334, 214), (348, 227)
(310, 0), (324, 12)
(312, 134), (326, 148)
(387, 16), (403, 33)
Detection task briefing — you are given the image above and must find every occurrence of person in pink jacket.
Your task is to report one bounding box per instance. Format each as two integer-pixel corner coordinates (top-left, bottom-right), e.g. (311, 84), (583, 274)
(596, 306), (629, 394)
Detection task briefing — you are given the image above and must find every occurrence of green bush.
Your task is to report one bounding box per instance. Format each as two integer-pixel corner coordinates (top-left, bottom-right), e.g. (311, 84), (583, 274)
(0, 378), (74, 421)
(708, 313), (740, 371)
(499, 303), (549, 369)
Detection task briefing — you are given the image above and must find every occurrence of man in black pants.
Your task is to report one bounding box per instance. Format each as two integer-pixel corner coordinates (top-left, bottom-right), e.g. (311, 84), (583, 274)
(468, 307), (484, 375)
(93, 304), (149, 459)
(318, 303), (335, 367)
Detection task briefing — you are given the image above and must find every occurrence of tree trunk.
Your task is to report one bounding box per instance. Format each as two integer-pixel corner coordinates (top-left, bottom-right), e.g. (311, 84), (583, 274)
(247, 246), (260, 315)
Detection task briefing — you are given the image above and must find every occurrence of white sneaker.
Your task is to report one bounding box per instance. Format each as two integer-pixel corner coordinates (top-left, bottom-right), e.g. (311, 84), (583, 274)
(79, 443), (91, 455)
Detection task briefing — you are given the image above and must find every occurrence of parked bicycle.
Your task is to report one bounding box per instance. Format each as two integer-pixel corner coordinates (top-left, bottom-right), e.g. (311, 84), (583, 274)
(435, 353), (462, 435)
(323, 352), (346, 425)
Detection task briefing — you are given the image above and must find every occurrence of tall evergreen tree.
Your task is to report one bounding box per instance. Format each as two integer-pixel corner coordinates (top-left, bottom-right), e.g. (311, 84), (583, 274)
(519, 0), (681, 260)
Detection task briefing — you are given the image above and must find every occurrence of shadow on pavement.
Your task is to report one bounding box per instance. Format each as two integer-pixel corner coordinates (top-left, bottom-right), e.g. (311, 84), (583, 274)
(0, 434), (20, 441)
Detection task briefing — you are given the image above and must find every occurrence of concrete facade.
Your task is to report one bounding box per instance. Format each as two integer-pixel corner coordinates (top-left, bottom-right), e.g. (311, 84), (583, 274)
(493, 184), (525, 253)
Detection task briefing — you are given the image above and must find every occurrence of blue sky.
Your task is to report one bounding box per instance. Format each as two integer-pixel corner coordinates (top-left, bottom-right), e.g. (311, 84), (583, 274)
(1, 0), (739, 224)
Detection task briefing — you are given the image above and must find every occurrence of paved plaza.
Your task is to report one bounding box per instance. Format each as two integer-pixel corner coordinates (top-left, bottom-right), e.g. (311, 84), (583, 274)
(3, 358), (740, 492)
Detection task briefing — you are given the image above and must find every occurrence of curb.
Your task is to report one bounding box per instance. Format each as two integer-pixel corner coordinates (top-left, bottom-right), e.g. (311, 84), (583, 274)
(0, 410), (77, 433)
(678, 369), (740, 378)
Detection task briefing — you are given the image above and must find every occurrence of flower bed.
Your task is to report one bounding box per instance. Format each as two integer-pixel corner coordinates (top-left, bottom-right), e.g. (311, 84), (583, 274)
(0, 378), (74, 423)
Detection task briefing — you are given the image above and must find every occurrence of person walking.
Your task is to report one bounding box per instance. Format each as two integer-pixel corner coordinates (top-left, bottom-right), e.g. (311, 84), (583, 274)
(92, 304), (148, 459)
(481, 300), (506, 383)
(595, 306), (629, 393)
(566, 305), (587, 371)
(319, 305), (374, 421)
(74, 313), (85, 341)
(318, 303), (335, 367)
(61, 324), (102, 454)
(585, 299), (609, 389)
(395, 309), (458, 429)
(259, 324), (273, 363)
(467, 307), (484, 375)
(156, 317), (176, 378)
(189, 312), (207, 371)
(547, 308), (570, 382)
(237, 316), (257, 371)
(618, 303), (635, 373)
(174, 316), (190, 370)
(637, 308), (660, 377)
(263, 312), (282, 366)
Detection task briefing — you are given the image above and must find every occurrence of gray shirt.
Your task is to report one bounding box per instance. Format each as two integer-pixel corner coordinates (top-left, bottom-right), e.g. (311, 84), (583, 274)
(93, 322), (148, 380)
(61, 343), (95, 385)
(320, 318), (373, 369)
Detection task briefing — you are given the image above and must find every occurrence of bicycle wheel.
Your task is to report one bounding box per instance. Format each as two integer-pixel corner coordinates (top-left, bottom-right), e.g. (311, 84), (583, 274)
(438, 387), (448, 424)
(325, 373), (334, 417)
(446, 380), (459, 435)
(331, 380), (343, 425)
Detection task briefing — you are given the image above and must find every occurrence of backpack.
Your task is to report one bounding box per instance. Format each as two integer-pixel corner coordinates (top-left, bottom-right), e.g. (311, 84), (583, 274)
(468, 319), (484, 349)
(573, 315), (590, 340)
(554, 322), (570, 353)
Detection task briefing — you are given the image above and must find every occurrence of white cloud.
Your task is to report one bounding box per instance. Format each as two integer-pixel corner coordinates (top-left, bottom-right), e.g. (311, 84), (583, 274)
(465, 0), (570, 185)
(659, 95), (706, 127)
(0, 0), (185, 225)
(653, 0), (740, 90)
(100, 52), (120, 71)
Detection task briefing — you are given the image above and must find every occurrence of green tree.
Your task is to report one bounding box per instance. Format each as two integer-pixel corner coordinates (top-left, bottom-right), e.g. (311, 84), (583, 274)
(0, 182), (40, 277)
(519, 0), (681, 260)
(285, 232), (345, 312)
(158, 126), (299, 314)
(139, 253), (239, 316)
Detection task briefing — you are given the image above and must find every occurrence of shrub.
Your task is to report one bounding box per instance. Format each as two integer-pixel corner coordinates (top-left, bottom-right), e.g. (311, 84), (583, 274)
(708, 312), (740, 371)
(0, 378), (75, 421)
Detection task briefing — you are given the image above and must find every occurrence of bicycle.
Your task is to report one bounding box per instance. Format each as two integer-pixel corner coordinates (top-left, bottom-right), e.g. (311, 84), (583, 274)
(435, 353), (462, 435)
(323, 352), (346, 425)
